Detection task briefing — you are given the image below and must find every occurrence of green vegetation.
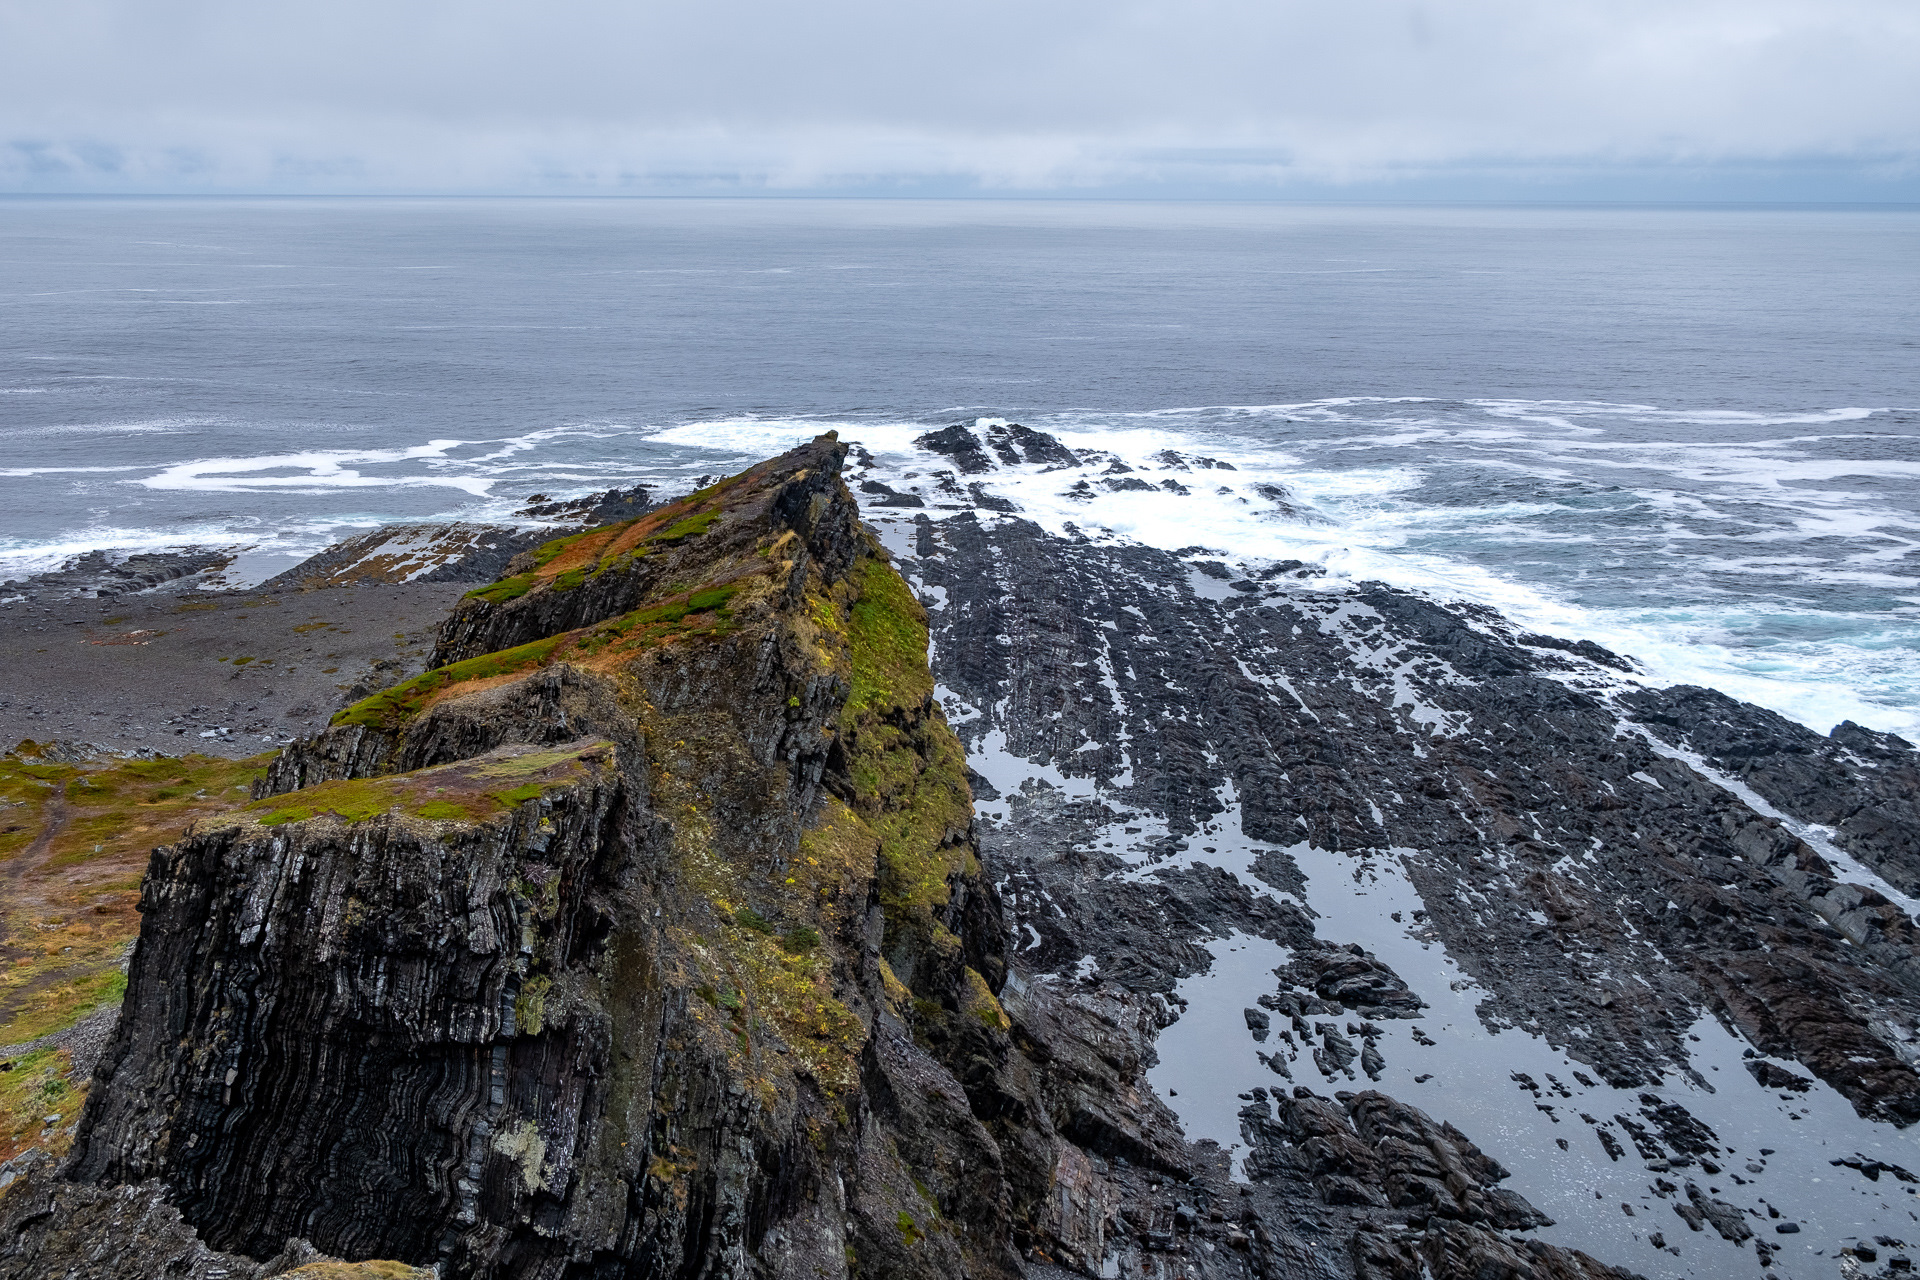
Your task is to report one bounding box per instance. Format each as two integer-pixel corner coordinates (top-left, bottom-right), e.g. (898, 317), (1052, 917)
(532, 529), (600, 569)
(332, 633), (568, 729)
(654, 510), (720, 544)
(338, 584), (741, 731)
(1, 969), (126, 1044)
(464, 573), (535, 604)
(247, 745), (593, 828)
(0, 749), (271, 1051)
(814, 555), (983, 1042)
(0, 1047), (78, 1162)
(514, 974), (553, 1035)
(252, 775), (423, 827)
(844, 559), (935, 717)
(963, 966), (1009, 1032)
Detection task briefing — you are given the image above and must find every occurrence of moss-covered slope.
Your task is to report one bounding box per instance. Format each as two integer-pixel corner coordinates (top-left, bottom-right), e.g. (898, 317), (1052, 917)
(54, 434), (1037, 1280)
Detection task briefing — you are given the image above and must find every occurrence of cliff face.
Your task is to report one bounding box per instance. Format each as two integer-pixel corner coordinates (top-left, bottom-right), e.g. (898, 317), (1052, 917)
(51, 436), (1034, 1278)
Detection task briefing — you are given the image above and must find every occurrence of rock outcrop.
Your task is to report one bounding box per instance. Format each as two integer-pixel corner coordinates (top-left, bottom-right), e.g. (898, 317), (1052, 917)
(16, 437), (1039, 1278)
(0, 434), (1674, 1279)
(899, 496), (1920, 1125)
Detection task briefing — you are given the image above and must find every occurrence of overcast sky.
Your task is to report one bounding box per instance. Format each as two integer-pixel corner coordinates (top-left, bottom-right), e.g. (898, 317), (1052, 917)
(3, 0), (1917, 198)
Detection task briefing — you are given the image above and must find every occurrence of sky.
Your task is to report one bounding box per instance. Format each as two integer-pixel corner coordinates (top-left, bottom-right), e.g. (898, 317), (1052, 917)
(3, 0), (1918, 200)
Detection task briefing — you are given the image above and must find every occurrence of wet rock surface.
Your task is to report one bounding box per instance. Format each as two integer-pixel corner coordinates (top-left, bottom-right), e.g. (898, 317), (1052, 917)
(0, 548), (237, 604)
(257, 523), (550, 591)
(855, 422), (1920, 1274)
(894, 479), (1920, 1127)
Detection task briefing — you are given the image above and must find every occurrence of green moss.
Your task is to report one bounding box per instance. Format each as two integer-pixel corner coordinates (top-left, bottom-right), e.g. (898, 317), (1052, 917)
(253, 776), (474, 827)
(231, 656), (255, 666)
(551, 566), (589, 592)
(248, 744), (595, 830)
(464, 573), (536, 603)
(963, 966), (1009, 1031)
(844, 560), (934, 718)
(332, 632), (568, 729)
(869, 730), (972, 920)
(591, 550), (644, 578)
(780, 925), (821, 954)
(896, 1211), (922, 1247)
(829, 555), (977, 985)
(514, 974), (553, 1035)
(652, 510), (720, 544)
(734, 906), (774, 934)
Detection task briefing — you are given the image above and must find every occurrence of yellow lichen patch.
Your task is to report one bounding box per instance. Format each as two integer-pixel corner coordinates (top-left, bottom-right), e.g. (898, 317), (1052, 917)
(794, 801), (882, 900)
(962, 966), (1009, 1032)
(0, 749), (272, 1045)
(878, 959), (912, 1015)
(730, 932), (864, 1094)
(514, 974), (554, 1035)
(278, 1262), (437, 1280)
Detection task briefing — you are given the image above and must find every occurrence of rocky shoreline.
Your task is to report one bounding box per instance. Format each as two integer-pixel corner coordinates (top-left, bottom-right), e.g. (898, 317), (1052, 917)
(0, 432), (1914, 1278)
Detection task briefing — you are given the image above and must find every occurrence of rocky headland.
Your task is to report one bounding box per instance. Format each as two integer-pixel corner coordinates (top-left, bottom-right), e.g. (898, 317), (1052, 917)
(0, 430), (1915, 1279)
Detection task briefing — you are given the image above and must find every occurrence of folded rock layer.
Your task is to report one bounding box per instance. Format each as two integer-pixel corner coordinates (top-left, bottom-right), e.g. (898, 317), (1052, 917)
(55, 436), (1029, 1278)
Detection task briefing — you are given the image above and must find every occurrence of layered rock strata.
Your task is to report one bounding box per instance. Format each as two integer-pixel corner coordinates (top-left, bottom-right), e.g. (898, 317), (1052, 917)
(26, 438), (1032, 1277)
(895, 493), (1920, 1125)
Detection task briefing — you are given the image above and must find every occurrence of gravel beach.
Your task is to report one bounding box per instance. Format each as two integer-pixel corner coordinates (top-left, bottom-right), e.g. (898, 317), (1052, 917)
(0, 581), (468, 758)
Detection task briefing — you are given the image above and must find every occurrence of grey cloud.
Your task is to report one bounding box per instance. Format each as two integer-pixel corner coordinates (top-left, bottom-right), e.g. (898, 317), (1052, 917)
(2, 0), (1916, 194)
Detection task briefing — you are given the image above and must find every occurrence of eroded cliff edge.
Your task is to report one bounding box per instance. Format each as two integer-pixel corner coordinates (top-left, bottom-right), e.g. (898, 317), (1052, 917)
(0, 436), (1649, 1280)
(4, 438), (1021, 1277)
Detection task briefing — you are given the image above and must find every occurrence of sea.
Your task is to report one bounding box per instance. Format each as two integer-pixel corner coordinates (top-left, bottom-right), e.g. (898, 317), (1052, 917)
(3, 196), (1918, 738)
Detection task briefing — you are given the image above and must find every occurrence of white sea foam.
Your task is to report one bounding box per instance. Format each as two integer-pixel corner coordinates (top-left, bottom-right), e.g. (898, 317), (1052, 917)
(640, 408), (1920, 738)
(5, 398), (1913, 738)
(141, 442), (500, 495)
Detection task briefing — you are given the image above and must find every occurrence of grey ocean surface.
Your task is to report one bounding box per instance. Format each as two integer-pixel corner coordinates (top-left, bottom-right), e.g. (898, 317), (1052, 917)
(3, 197), (1919, 734)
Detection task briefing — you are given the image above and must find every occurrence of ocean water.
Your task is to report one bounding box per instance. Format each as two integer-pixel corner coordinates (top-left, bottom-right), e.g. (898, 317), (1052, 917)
(3, 197), (1918, 735)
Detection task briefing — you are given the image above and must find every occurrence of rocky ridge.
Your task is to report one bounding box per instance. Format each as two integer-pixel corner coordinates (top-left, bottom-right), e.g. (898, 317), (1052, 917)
(0, 437), (1660, 1280)
(853, 421), (1920, 1277)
